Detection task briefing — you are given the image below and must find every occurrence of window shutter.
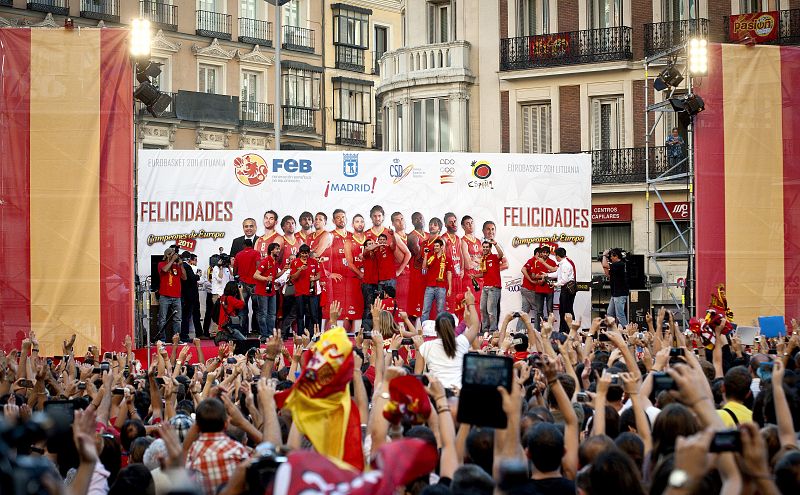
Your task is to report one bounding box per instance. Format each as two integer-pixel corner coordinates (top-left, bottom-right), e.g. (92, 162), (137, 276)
(592, 99), (601, 150)
(617, 97), (625, 148)
(522, 105), (531, 153)
(541, 104), (551, 153)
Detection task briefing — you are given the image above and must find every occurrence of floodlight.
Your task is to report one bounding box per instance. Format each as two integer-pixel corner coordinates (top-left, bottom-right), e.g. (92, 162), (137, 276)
(131, 19), (152, 58)
(688, 38), (708, 75)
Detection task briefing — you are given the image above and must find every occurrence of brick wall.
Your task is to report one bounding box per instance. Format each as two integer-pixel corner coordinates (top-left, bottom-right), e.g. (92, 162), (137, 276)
(792, 0), (800, 11)
(499, 0), (508, 38)
(632, 0), (653, 60)
(708, 0), (732, 43)
(558, 0), (579, 32)
(501, 91), (510, 153)
(559, 85), (581, 152)
(632, 79), (653, 148)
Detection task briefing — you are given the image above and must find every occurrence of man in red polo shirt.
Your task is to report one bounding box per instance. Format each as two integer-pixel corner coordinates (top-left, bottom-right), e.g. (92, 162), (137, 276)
(234, 238), (261, 335)
(157, 247), (187, 342)
(253, 242), (285, 338)
(421, 238), (452, 319)
(474, 240), (504, 333)
(289, 244), (320, 334)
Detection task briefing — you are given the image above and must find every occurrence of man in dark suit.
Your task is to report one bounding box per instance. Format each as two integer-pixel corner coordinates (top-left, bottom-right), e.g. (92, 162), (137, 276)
(180, 252), (202, 341)
(230, 218), (258, 258)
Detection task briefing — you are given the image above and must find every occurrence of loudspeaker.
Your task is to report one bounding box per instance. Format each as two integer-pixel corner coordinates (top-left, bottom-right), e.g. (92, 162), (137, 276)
(625, 254), (646, 290)
(628, 290), (651, 328)
(150, 255), (162, 292)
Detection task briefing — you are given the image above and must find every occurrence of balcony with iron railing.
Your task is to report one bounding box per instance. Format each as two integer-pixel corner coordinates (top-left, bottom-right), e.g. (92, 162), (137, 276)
(282, 105), (317, 133)
(196, 10), (231, 40)
(591, 146), (687, 184)
(80, 0), (119, 22)
(0, 0), (12, 7)
(240, 102), (274, 129)
(644, 18), (709, 58)
(239, 18), (272, 46)
(335, 120), (368, 147)
(500, 26), (633, 71)
(135, 91), (177, 119)
(377, 41), (473, 93)
(335, 45), (366, 72)
(283, 25), (315, 53)
(724, 9), (800, 45)
(27, 0), (69, 16)
(140, 1), (178, 32)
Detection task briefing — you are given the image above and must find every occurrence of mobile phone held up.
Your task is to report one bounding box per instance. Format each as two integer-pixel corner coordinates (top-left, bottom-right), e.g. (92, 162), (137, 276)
(457, 353), (513, 429)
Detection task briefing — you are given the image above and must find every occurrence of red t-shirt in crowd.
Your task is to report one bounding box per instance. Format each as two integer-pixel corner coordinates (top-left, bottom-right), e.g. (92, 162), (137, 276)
(425, 253), (452, 288)
(533, 257), (556, 294)
(481, 254), (502, 288)
(376, 245), (395, 281)
(290, 257), (319, 296)
(219, 295), (245, 328)
(234, 247), (260, 285)
(158, 261), (182, 298)
(522, 256), (537, 291)
(254, 256), (278, 296)
(362, 249), (379, 285)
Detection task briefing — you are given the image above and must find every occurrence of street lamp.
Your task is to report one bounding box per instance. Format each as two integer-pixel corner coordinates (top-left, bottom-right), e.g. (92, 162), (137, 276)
(688, 38), (708, 75)
(266, 0), (293, 150)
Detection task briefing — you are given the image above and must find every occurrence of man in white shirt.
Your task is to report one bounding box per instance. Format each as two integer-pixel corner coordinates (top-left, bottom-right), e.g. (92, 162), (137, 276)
(210, 255), (233, 332)
(547, 247), (576, 333)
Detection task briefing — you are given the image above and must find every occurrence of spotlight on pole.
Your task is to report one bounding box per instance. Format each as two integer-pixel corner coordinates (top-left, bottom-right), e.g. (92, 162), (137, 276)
(688, 38), (708, 75)
(130, 19), (152, 59)
(653, 64), (684, 92)
(669, 93), (705, 117)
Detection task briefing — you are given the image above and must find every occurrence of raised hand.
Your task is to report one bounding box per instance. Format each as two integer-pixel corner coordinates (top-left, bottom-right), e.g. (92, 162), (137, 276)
(329, 301), (341, 324)
(73, 408), (99, 464)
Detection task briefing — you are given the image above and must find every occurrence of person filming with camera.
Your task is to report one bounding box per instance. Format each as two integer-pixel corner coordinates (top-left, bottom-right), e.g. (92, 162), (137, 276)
(156, 247), (186, 342)
(602, 248), (629, 326)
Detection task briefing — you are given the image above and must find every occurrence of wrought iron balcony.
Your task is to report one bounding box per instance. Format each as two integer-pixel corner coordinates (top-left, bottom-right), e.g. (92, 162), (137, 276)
(283, 25), (315, 53)
(196, 10), (231, 40)
(240, 102), (274, 129)
(500, 26), (633, 71)
(335, 120), (367, 147)
(724, 9), (800, 45)
(335, 45), (366, 72)
(80, 0), (119, 22)
(135, 91), (177, 119)
(140, 1), (178, 32)
(239, 18), (272, 47)
(282, 105), (317, 133)
(592, 146), (687, 184)
(0, 0), (12, 7)
(644, 18), (709, 58)
(27, 0), (69, 16)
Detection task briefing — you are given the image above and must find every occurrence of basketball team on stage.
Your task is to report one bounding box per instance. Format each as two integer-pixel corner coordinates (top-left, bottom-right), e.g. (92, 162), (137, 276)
(159, 206), (578, 343)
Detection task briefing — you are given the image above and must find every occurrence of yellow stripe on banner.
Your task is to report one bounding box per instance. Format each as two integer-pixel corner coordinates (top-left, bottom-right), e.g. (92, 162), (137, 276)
(722, 44), (785, 323)
(30, 30), (102, 356)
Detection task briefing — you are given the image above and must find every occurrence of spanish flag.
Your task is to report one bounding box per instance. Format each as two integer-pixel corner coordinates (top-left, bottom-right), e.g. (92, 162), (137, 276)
(0, 28), (134, 355)
(276, 327), (364, 470)
(695, 43), (800, 324)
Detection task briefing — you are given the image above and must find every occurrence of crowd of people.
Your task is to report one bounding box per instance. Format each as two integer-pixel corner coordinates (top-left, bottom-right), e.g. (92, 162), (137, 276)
(2, 295), (800, 495)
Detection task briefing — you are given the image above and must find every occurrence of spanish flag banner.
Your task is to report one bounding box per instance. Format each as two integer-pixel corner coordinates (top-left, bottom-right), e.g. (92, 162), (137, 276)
(695, 43), (800, 325)
(0, 28), (134, 355)
(276, 327), (364, 470)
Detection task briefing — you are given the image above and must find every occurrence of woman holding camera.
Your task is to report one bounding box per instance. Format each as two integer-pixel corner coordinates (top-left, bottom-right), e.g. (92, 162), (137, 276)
(216, 281), (247, 342)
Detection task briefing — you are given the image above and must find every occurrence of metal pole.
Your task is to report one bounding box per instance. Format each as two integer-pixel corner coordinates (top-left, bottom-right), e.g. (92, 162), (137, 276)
(644, 62), (651, 291)
(274, 1), (282, 150)
(687, 76), (696, 324)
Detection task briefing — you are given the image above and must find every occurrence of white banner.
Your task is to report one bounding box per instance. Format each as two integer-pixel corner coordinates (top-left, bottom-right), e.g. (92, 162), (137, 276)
(137, 151), (592, 325)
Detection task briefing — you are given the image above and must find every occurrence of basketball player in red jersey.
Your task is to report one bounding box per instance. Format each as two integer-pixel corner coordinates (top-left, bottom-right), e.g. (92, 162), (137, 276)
(390, 211), (413, 316)
(461, 215), (483, 298)
(254, 210), (284, 259)
(347, 214), (367, 325)
(296, 211), (314, 245)
(329, 209), (353, 328)
(365, 205), (411, 293)
(309, 212), (333, 324)
(406, 212), (429, 318)
(278, 215), (300, 266)
(442, 212), (464, 317)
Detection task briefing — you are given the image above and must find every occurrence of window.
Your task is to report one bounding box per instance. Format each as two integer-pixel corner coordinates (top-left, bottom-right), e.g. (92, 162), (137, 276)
(740, 0), (777, 13)
(150, 56), (170, 92)
(588, 0), (623, 29)
(412, 98), (450, 152)
(374, 26), (388, 58)
(394, 104), (403, 151)
(427, 1), (452, 43)
(517, 0), (549, 36)
(592, 96), (625, 150)
(197, 0), (219, 13)
(199, 63), (220, 94)
(241, 70), (260, 103)
(662, 0), (697, 21)
(333, 6), (369, 47)
(282, 67), (320, 109)
(240, 0), (256, 18)
(521, 103), (551, 153)
(592, 224), (632, 254)
(333, 80), (371, 123)
(657, 221), (689, 253)
(283, 0), (301, 27)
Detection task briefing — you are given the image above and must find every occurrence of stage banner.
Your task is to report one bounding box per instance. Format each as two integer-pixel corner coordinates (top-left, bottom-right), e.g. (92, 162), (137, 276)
(137, 151), (592, 326)
(0, 28), (134, 356)
(728, 12), (779, 44)
(695, 43), (800, 324)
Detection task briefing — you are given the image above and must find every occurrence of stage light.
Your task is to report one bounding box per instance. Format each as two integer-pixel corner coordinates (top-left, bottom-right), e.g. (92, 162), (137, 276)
(131, 19), (152, 58)
(653, 65), (684, 91)
(669, 94), (705, 116)
(134, 80), (173, 118)
(135, 61), (162, 84)
(688, 38), (708, 75)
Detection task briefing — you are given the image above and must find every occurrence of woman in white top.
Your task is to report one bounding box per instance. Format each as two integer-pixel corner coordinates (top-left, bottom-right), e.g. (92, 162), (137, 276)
(413, 289), (480, 390)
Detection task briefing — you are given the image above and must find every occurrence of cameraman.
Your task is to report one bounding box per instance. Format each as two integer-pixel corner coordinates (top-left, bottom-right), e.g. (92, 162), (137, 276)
(602, 248), (629, 326)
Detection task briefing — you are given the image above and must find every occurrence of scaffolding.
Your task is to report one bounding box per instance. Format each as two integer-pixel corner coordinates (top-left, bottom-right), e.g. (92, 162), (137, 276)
(643, 41), (698, 329)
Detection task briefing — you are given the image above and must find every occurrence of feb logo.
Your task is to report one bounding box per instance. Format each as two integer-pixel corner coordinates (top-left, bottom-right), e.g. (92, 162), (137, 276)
(471, 160), (492, 179)
(343, 153), (359, 177)
(233, 153), (268, 187)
